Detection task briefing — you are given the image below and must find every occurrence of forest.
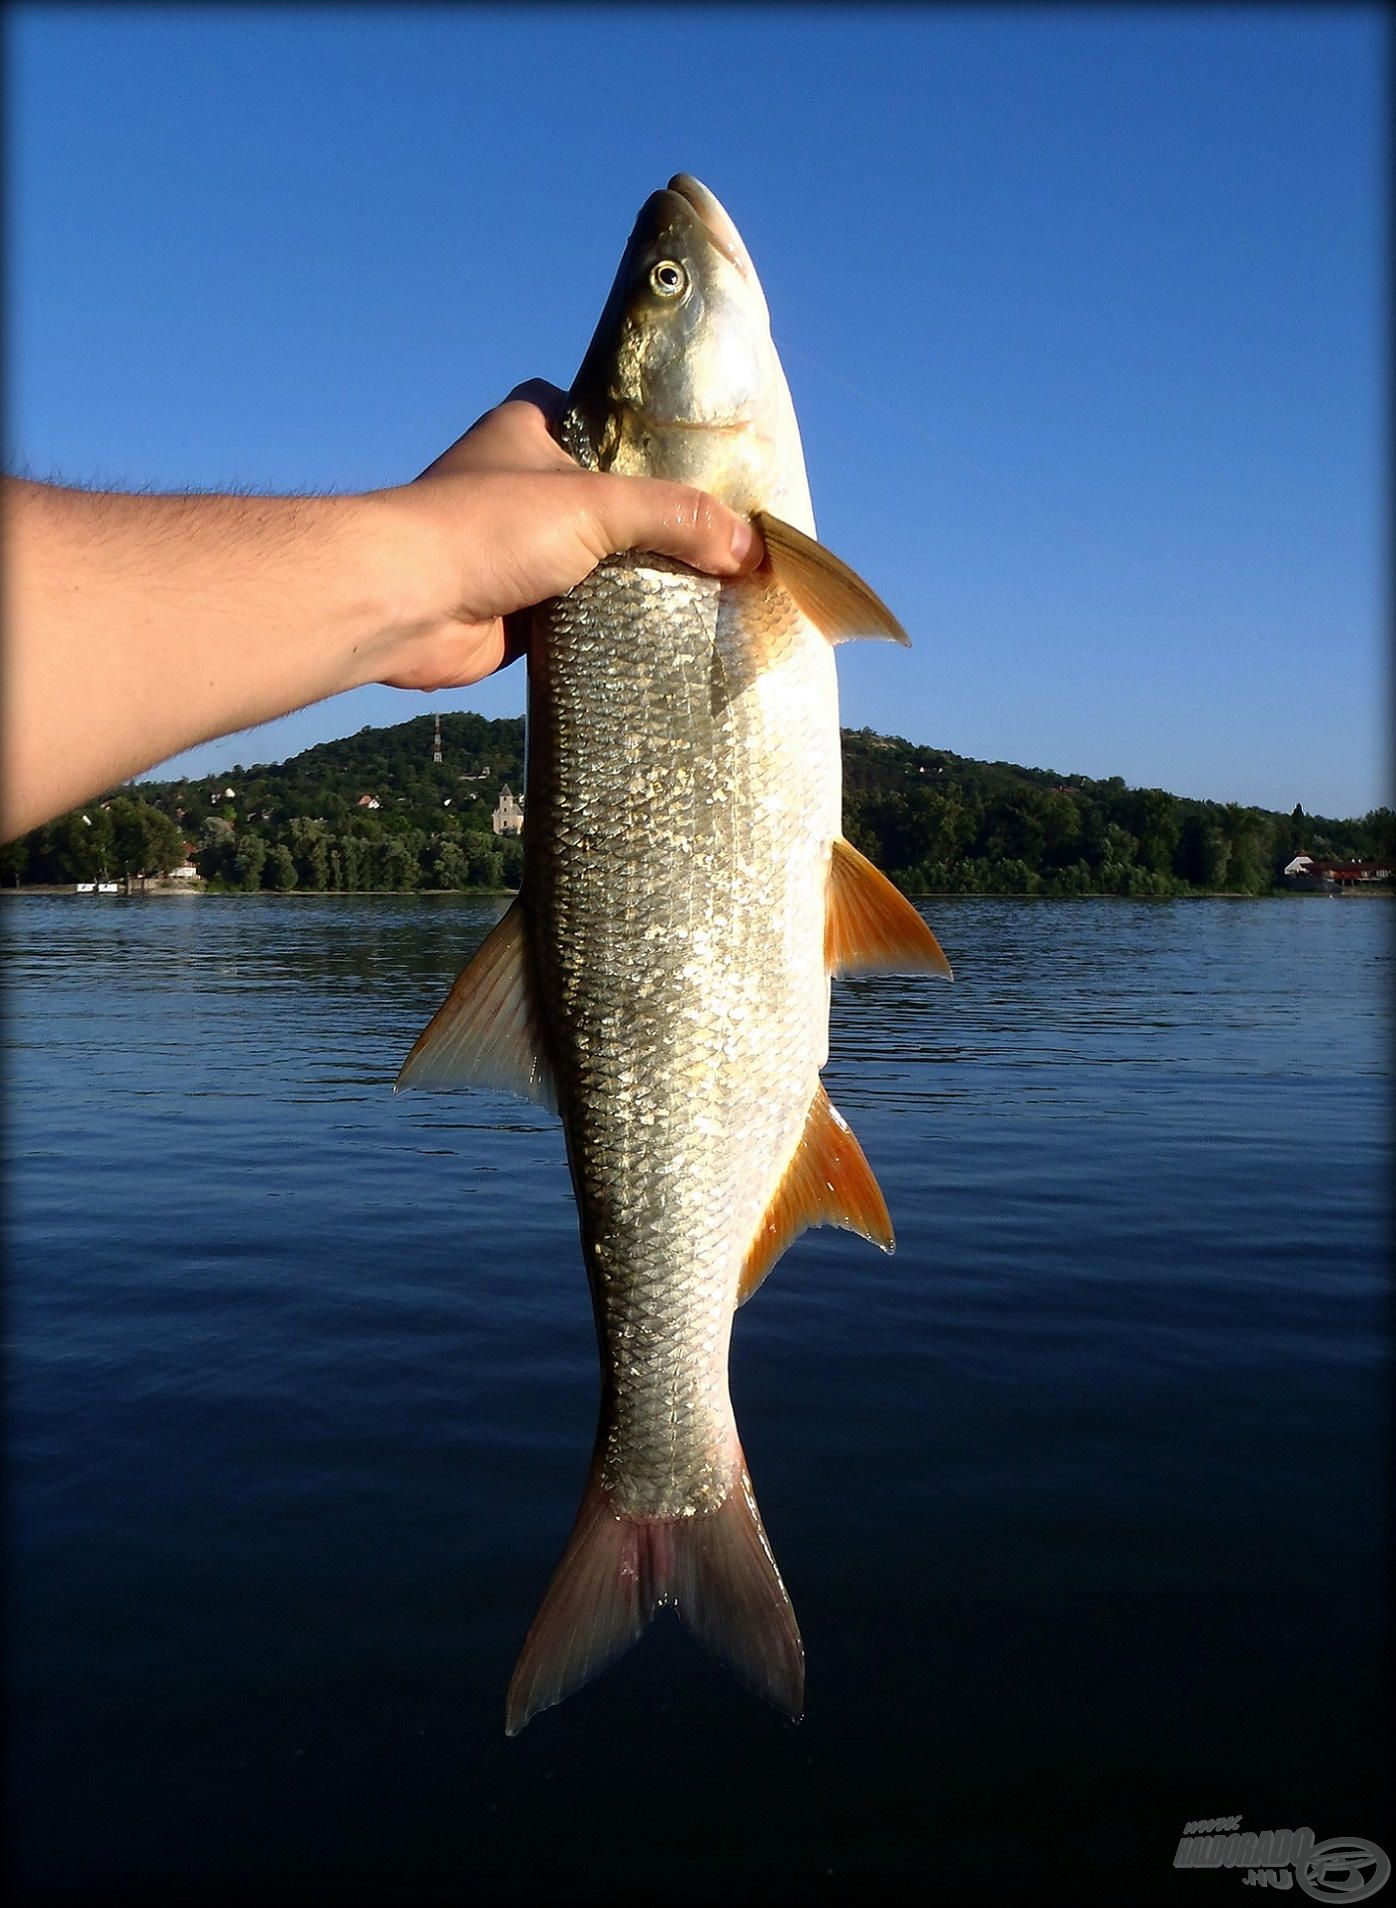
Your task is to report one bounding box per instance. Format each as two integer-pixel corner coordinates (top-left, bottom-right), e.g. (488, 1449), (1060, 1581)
(4, 711), (1391, 898)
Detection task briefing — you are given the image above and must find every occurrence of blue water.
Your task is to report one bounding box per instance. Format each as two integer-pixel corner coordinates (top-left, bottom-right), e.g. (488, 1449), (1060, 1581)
(5, 894), (1390, 1904)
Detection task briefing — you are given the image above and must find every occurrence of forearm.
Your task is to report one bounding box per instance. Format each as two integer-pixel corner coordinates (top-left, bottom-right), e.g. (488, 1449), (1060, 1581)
(1, 388), (762, 843)
(1, 477), (414, 838)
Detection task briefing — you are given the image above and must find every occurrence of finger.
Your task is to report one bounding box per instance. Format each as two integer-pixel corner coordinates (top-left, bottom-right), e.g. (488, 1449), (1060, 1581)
(503, 379), (566, 426)
(580, 474), (764, 576)
(422, 389), (576, 481)
(501, 608), (531, 670)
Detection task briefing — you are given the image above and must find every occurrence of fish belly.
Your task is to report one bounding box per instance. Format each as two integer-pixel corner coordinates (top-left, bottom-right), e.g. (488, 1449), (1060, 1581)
(525, 554), (840, 1518)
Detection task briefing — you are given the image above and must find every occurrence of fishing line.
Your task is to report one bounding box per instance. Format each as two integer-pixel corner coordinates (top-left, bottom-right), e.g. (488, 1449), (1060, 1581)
(780, 338), (1285, 660)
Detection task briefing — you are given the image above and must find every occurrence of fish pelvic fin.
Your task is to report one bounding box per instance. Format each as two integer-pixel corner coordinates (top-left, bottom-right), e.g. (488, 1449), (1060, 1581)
(754, 511), (910, 646)
(505, 1454), (804, 1735)
(739, 1085), (894, 1306)
(827, 835), (953, 979)
(394, 896), (557, 1111)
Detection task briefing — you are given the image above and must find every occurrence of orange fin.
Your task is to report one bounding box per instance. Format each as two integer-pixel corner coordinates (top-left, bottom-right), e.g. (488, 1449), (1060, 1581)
(826, 836), (953, 979)
(394, 897), (557, 1111)
(739, 1086), (894, 1305)
(754, 511), (910, 646)
(505, 1453), (803, 1735)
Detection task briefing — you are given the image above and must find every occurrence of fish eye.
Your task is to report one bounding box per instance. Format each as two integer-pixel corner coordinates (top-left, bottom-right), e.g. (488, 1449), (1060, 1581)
(649, 260), (687, 299)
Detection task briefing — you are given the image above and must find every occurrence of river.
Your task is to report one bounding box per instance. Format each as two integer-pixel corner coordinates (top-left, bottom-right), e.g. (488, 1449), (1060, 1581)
(5, 893), (1389, 1903)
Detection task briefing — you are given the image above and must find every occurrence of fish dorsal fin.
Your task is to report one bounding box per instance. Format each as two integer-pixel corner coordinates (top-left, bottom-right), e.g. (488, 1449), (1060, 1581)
(738, 1086), (893, 1305)
(826, 836), (953, 979)
(395, 897), (557, 1112)
(754, 512), (910, 647)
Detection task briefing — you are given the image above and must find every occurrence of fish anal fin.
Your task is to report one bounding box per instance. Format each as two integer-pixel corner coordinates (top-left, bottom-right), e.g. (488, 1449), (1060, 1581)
(505, 1455), (803, 1735)
(739, 1086), (894, 1305)
(754, 511), (910, 647)
(826, 836), (953, 979)
(394, 896), (557, 1112)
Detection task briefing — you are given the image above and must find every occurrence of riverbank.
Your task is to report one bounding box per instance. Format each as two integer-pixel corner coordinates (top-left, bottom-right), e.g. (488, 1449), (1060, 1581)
(5, 883), (1389, 902)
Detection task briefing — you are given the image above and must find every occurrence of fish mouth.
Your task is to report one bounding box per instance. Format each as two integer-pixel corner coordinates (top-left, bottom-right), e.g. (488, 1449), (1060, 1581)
(665, 173), (754, 279)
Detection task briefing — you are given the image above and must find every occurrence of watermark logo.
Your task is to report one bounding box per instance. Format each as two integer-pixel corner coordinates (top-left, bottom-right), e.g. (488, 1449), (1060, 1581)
(1173, 1819), (1389, 1899)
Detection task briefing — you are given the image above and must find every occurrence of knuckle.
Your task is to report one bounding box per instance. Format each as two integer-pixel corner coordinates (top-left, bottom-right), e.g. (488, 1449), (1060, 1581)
(670, 485), (711, 544)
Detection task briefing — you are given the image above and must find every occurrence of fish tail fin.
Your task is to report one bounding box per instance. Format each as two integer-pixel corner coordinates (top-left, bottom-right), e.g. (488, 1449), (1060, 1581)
(505, 1452), (804, 1735)
(668, 1464), (806, 1720)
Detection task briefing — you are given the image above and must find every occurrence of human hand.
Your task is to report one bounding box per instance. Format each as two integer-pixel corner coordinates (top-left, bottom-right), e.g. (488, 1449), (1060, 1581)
(362, 381), (765, 692)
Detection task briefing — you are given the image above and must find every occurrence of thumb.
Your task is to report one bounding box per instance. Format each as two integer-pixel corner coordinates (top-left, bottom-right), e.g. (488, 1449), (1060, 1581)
(579, 472), (764, 577)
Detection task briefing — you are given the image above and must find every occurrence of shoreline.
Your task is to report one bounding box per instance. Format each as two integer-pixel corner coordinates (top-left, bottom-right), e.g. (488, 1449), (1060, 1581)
(4, 884), (1389, 902)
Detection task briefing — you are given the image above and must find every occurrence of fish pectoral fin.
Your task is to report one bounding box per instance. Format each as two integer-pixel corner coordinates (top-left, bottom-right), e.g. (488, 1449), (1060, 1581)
(739, 1086), (894, 1305)
(394, 896), (557, 1112)
(754, 511), (910, 646)
(826, 836), (953, 979)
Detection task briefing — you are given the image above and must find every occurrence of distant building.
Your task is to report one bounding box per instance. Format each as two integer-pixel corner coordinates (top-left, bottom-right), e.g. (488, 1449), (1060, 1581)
(492, 784), (524, 837)
(1283, 853), (1391, 891)
(357, 794), (381, 811)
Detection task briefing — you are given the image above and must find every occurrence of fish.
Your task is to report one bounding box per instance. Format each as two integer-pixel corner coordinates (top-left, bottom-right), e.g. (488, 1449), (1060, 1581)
(397, 174), (951, 1733)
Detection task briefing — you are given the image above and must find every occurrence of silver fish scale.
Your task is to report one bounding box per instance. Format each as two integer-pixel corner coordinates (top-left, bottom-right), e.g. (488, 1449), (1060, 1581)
(526, 554), (841, 1519)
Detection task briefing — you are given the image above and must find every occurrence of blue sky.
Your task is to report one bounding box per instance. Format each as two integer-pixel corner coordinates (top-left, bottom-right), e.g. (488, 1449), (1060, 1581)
(6, 5), (1387, 818)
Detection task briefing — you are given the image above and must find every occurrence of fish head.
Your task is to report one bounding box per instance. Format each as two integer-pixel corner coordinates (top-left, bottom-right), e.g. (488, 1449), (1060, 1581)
(562, 174), (813, 530)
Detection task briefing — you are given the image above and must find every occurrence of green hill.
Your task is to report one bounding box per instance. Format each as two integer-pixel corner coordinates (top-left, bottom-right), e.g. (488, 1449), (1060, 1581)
(3, 710), (1390, 896)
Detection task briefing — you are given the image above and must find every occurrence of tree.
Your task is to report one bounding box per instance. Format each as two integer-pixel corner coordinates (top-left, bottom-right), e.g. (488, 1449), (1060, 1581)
(45, 809), (113, 882)
(336, 834), (367, 891)
(195, 817), (237, 886)
(372, 835), (418, 890)
(1046, 859), (1093, 897)
(262, 843), (297, 890)
(980, 792), (1046, 868)
(461, 828), (504, 887)
(1038, 790), (1083, 869)
(107, 797), (185, 881)
(1093, 822), (1137, 891)
(286, 817), (330, 890)
(108, 797), (149, 879)
(230, 833), (267, 892)
(144, 806), (186, 876)
(1361, 808), (1395, 859)
(1176, 815), (1230, 889)
(1130, 788), (1182, 876)
(1221, 810), (1266, 894)
(989, 857), (1039, 894)
(426, 838), (468, 889)
(1, 836), (29, 886)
